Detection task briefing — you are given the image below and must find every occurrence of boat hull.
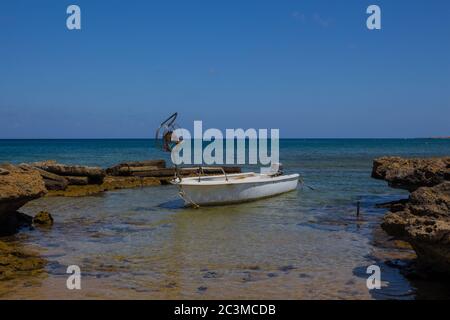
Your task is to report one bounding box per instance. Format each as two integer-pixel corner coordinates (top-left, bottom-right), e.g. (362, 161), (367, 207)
(177, 174), (299, 206)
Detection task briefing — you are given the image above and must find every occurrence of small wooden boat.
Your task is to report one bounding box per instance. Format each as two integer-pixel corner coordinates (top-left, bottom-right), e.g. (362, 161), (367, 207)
(172, 166), (299, 206)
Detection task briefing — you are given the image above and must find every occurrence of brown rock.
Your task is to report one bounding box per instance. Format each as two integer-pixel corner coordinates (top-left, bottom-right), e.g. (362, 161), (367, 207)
(106, 159), (166, 176)
(112, 165), (161, 176)
(0, 241), (46, 280)
(381, 211), (414, 238)
(32, 161), (105, 184)
(0, 164), (47, 215)
(408, 181), (450, 217)
(20, 164), (68, 191)
(33, 211), (54, 226)
(374, 157), (450, 275)
(47, 176), (161, 197)
(132, 168), (180, 177)
(372, 156), (450, 192)
(65, 176), (89, 185)
(120, 159), (166, 168)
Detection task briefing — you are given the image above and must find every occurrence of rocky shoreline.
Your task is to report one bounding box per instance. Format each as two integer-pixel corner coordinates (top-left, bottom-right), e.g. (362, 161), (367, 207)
(0, 159), (241, 281)
(372, 156), (450, 276)
(0, 160), (240, 235)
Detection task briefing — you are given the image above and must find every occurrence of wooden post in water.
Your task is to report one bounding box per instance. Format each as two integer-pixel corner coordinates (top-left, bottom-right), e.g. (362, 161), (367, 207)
(356, 201), (361, 217)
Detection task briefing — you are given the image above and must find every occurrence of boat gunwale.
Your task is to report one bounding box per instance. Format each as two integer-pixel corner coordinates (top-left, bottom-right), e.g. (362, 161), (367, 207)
(174, 172), (300, 186)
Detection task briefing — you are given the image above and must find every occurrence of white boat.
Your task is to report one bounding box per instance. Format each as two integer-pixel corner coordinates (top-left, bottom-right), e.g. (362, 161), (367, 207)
(172, 165), (300, 206)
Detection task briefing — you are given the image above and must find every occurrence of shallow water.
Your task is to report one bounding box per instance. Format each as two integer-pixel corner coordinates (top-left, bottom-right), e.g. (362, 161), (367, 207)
(1, 139), (450, 299)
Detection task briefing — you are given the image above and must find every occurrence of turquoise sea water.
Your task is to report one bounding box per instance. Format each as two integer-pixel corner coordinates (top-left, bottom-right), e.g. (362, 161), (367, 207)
(1, 139), (450, 299)
(2, 138), (450, 168)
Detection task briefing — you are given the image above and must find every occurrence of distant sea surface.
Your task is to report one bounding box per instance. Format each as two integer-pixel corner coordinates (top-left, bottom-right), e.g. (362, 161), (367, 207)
(1, 139), (450, 299)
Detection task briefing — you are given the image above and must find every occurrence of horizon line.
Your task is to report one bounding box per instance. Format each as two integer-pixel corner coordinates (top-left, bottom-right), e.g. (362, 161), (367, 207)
(1, 137), (449, 140)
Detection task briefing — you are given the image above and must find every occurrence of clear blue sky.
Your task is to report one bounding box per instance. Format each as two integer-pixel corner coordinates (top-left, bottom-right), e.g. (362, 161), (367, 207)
(0, 0), (449, 138)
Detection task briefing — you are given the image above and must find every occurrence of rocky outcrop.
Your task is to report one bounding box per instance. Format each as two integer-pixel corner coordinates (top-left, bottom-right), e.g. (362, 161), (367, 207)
(372, 156), (450, 275)
(0, 164), (47, 236)
(0, 164), (46, 214)
(372, 156), (449, 191)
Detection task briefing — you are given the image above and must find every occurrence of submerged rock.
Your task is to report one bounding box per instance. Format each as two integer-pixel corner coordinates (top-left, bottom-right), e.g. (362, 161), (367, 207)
(0, 241), (46, 281)
(372, 157), (450, 275)
(33, 211), (54, 227)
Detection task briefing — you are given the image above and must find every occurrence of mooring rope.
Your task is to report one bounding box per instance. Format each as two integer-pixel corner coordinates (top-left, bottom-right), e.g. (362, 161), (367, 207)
(298, 176), (315, 191)
(177, 184), (200, 209)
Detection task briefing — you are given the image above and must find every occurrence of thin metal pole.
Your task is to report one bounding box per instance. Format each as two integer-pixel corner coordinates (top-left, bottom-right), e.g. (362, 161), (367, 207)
(356, 201), (361, 217)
